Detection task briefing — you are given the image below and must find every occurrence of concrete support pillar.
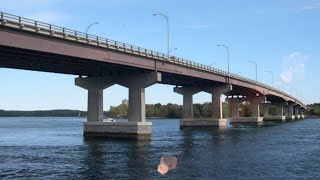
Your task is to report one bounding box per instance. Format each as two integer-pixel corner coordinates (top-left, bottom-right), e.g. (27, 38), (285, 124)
(300, 110), (305, 119)
(276, 106), (284, 116)
(174, 87), (201, 119)
(264, 103), (286, 122)
(294, 107), (301, 120)
(288, 105), (294, 116)
(231, 95), (264, 123)
(285, 103), (296, 121)
(183, 94), (193, 119)
(76, 72), (161, 140)
(87, 89), (103, 122)
(263, 103), (270, 117)
(128, 87), (146, 122)
(176, 84), (232, 128)
(75, 77), (114, 122)
(249, 97), (263, 117)
(205, 85), (232, 120)
(212, 93), (223, 119)
(227, 98), (240, 118)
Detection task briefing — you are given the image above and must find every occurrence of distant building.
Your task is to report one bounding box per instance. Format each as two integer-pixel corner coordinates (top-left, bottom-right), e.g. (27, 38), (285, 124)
(122, 99), (129, 105)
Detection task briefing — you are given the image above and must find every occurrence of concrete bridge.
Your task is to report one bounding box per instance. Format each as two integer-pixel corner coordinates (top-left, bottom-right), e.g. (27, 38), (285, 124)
(0, 12), (306, 140)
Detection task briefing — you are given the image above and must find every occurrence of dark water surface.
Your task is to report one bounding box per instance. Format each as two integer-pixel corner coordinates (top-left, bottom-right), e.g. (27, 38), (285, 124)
(0, 118), (320, 179)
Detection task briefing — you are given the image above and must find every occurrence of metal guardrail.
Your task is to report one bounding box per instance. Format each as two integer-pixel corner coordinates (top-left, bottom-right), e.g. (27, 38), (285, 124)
(0, 12), (305, 107)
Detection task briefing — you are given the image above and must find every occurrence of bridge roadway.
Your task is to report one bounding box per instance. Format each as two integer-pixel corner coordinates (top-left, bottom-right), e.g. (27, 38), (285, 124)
(0, 12), (306, 140)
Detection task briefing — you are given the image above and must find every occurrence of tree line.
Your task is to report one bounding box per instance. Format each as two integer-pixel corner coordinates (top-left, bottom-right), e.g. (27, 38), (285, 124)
(0, 103), (317, 118)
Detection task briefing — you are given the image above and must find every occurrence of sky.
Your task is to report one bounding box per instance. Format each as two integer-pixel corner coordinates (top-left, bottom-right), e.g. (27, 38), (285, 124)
(0, 0), (319, 110)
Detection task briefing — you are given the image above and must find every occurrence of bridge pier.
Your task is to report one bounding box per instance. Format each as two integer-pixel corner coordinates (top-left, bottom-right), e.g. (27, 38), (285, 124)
(300, 110), (305, 119)
(75, 77), (113, 122)
(285, 103), (295, 121)
(263, 103), (270, 117)
(264, 103), (286, 122)
(294, 107), (301, 120)
(228, 97), (240, 118)
(230, 95), (264, 123)
(76, 72), (161, 140)
(175, 85), (231, 128)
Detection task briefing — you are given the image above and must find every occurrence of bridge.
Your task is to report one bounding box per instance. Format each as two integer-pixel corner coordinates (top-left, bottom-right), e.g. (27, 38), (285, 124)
(0, 12), (306, 140)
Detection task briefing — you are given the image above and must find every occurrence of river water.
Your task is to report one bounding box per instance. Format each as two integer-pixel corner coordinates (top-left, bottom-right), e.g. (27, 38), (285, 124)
(0, 117), (319, 179)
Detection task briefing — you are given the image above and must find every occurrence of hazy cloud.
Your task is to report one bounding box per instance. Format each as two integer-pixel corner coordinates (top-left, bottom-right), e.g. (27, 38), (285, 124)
(280, 52), (307, 84)
(302, 2), (320, 11)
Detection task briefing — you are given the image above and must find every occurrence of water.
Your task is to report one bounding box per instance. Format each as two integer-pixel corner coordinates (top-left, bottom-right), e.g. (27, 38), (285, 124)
(0, 117), (320, 179)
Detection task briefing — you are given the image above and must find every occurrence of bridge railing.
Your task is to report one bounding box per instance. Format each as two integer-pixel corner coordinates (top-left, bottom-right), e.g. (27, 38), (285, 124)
(0, 12), (305, 107)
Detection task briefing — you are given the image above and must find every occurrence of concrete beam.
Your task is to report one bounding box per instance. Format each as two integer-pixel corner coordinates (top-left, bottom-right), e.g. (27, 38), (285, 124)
(118, 72), (162, 123)
(75, 76), (114, 122)
(116, 72), (161, 88)
(225, 97), (242, 118)
(246, 95), (265, 118)
(263, 103), (270, 117)
(76, 72), (161, 140)
(174, 86), (201, 119)
(204, 84), (232, 119)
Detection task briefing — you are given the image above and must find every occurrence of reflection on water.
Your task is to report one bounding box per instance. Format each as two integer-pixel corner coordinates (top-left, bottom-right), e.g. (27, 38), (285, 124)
(157, 155), (177, 175)
(0, 118), (320, 179)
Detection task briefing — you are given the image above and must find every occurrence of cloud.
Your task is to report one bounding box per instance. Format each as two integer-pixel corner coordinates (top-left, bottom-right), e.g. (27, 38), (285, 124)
(302, 2), (320, 11)
(188, 24), (214, 30)
(280, 52), (307, 84)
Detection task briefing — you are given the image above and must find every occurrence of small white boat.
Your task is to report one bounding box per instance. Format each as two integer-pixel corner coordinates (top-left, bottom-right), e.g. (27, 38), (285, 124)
(103, 118), (116, 122)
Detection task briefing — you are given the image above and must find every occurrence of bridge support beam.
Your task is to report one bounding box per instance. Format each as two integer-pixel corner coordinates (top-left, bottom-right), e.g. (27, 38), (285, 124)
(285, 103), (296, 121)
(263, 103), (270, 117)
(174, 87), (201, 120)
(75, 77), (113, 122)
(300, 110), (305, 119)
(230, 95), (264, 123)
(264, 103), (286, 122)
(76, 72), (161, 140)
(294, 107), (301, 120)
(227, 98), (240, 118)
(175, 85), (231, 128)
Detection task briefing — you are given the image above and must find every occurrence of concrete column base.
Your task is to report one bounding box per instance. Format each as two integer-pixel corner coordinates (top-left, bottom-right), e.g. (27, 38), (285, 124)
(301, 115), (305, 119)
(180, 119), (227, 128)
(83, 122), (152, 140)
(263, 116), (286, 122)
(230, 117), (263, 123)
(285, 116), (295, 121)
(295, 115), (301, 120)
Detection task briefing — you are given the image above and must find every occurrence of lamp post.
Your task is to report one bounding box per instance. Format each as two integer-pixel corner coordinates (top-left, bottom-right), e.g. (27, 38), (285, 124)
(217, 44), (230, 74)
(169, 48), (177, 54)
(248, 60), (257, 83)
(264, 70), (274, 88)
(153, 13), (169, 58)
(85, 22), (99, 37)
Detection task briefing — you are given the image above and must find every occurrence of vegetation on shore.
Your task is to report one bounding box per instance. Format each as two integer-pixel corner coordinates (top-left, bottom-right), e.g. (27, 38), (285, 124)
(0, 103), (318, 118)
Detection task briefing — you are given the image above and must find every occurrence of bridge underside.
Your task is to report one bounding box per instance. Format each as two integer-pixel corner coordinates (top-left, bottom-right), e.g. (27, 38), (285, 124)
(0, 45), (224, 87)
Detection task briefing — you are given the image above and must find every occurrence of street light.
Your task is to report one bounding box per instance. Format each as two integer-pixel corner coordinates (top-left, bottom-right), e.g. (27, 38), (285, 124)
(217, 44), (230, 74)
(264, 70), (274, 88)
(248, 60), (257, 83)
(153, 13), (169, 58)
(169, 48), (177, 54)
(85, 22), (99, 37)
